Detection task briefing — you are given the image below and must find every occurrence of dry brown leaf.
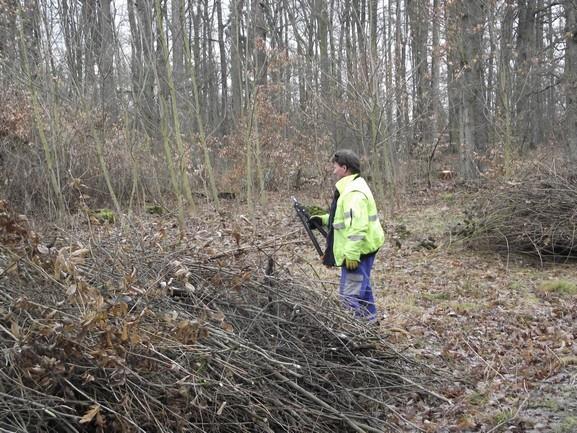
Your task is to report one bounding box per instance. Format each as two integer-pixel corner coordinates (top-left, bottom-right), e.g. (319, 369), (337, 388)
(81, 371), (95, 385)
(70, 248), (90, 257)
(109, 302), (128, 318)
(221, 322), (234, 333)
(79, 404), (100, 424)
(121, 323), (129, 342)
(232, 231), (241, 246)
(174, 267), (189, 280)
(66, 284), (77, 296)
(10, 321), (20, 339)
(37, 244), (50, 255)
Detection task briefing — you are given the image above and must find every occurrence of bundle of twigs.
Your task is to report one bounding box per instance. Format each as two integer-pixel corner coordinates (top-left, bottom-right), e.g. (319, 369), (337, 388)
(0, 218), (441, 433)
(464, 169), (577, 261)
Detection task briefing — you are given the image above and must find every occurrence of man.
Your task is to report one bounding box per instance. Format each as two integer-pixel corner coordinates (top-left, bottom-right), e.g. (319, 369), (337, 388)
(309, 149), (385, 321)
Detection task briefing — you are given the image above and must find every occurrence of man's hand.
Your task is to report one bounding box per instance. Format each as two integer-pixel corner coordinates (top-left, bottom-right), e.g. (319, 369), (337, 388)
(308, 215), (323, 230)
(344, 258), (359, 271)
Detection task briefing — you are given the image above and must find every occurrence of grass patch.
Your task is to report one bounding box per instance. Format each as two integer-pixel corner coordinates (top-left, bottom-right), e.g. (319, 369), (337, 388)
(555, 416), (577, 433)
(459, 281), (487, 298)
(538, 279), (577, 296)
(468, 391), (488, 406)
(422, 291), (452, 302)
(559, 355), (577, 367)
(440, 192), (456, 205)
(532, 398), (560, 411)
(519, 292), (541, 307)
(448, 301), (480, 314)
(507, 281), (523, 291)
(92, 208), (116, 223)
(381, 291), (425, 316)
(492, 408), (514, 425)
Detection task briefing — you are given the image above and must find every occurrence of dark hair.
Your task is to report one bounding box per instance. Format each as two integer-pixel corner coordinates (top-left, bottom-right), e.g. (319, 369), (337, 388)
(332, 149), (361, 174)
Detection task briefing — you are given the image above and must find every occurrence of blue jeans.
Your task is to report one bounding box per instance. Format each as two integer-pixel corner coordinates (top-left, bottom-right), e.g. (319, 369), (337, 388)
(339, 253), (377, 321)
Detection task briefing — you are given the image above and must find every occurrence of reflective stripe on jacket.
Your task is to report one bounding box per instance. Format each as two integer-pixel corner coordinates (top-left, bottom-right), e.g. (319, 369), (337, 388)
(321, 174), (385, 266)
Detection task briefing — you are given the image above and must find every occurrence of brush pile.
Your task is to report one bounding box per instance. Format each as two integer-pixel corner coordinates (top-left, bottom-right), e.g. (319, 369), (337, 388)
(462, 169), (577, 261)
(0, 202), (438, 433)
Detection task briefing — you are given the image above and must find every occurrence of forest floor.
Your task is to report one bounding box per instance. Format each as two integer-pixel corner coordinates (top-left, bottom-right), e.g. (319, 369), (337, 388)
(211, 184), (577, 433)
(289, 184), (577, 433)
(4, 182), (577, 432)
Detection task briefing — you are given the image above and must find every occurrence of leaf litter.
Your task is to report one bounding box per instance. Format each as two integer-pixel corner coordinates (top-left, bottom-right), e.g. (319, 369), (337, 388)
(1, 190), (576, 432)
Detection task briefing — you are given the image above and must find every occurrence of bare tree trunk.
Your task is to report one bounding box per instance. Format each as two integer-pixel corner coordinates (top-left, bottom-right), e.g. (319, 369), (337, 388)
(60, 0), (82, 95)
(486, 0), (496, 128)
(468, 1), (488, 154)
(171, 0), (185, 116)
(496, 0), (516, 174)
(446, 0), (459, 153)
(251, 0), (267, 86)
(230, 0), (244, 120)
(305, 2), (315, 99)
(459, 93), (477, 179)
(384, 0), (394, 145)
(22, 0), (41, 74)
(216, 0), (228, 132)
(516, 0), (539, 152)
(17, 2), (64, 213)
(394, 0), (409, 156)
(202, 0), (218, 129)
(532, 0), (545, 146)
(155, 0), (169, 110)
(407, 0), (430, 145)
(99, 0), (116, 117)
(0, 1), (18, 85)
(128, 0), (158, 141)
(154, 0), (195, 210)
(545, 0), (557, 129)
(315, 0), (330, 98)
(565, 0), (577, 159)
(38, 0), (57, 82)
(456, 0), (487, 177)
(344, 0), (353, 96)
(353, 0), (367, 83)
(430, 0), (441, 145)
(182, 0), (220, 206)
(82, 0), (96, 100)
(172, 0), (184, 87)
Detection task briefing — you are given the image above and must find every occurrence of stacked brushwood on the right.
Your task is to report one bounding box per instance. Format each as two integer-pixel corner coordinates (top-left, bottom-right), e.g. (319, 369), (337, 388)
(463, 168), (577, 262)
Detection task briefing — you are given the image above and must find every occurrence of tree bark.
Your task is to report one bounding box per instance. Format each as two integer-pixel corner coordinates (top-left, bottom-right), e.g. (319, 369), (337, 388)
(251, 0), (267, 86)
(407, 0), (430, 145)
(128, 0), (158, 140)
(60, 0), (82, 95)
(446, 0), (459, 153)
(230, 0), (244, 119)
(496, 0), (515, 174)
(99, 0), (116, 117)
(564, 0), (577, 159)
(171, 0), (185, 115)
(516, 0), (543, 152)
(315, 0), (330, 98)
(394, 0), (409, 156)
(216, 0), (228, 131)
(430, 0), (441, 145)
(455, 0), (487, 177)
(0, 1), (18, 84)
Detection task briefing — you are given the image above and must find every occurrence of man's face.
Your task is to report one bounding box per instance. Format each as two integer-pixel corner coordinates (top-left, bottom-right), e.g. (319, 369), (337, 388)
(333, 162), (348, 180)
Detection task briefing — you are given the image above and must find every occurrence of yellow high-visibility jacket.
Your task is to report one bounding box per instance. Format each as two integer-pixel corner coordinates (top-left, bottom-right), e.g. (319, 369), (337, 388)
(320, 174), (385, 266)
